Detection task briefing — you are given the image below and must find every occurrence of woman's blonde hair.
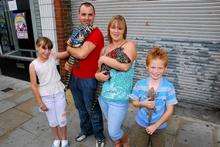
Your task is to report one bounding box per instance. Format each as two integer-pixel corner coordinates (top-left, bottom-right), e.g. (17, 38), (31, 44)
(107, 15), (127, 43)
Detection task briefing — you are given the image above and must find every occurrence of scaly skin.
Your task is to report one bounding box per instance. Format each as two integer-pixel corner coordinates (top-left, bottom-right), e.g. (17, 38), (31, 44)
(62, 25), (94, 91)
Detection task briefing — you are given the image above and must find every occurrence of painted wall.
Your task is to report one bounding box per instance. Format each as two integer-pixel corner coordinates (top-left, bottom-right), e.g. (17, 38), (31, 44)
(38, 0), (58, 52)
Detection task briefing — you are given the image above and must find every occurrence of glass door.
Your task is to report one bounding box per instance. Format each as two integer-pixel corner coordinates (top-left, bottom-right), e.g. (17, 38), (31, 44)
(0, 0), (14, 54)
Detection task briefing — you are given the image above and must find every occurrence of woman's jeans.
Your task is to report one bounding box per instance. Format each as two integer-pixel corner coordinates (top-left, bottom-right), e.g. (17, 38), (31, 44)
(69, 75), (104, 140)
(99, 96), (128, 141)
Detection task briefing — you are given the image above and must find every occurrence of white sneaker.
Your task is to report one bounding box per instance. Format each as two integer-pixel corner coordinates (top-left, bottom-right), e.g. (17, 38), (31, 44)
(96, 139), (105, 147)
(61, 140), (69, 147)
(51, 140), (60, 147)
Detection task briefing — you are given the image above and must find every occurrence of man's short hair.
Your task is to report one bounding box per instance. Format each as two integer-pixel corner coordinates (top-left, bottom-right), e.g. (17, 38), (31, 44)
(79, 2), (95, 14)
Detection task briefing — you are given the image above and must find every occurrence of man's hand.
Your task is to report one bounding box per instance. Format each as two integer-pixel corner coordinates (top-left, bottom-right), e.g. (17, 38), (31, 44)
(66, 46), (73, 53)
(67, 39), (71, 45)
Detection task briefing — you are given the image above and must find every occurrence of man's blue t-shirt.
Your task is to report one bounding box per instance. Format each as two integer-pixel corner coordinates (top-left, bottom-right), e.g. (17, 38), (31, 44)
(129, 77), (178, 129)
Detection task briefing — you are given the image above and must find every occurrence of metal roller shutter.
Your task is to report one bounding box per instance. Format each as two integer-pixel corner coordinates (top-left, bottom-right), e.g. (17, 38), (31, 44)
(70, 0), (220, 109)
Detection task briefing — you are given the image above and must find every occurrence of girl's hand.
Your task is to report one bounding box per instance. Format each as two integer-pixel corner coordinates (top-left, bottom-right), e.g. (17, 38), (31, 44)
(145, 123), (158, 135)
(64, 62), (72, 72)
(39, 103), (48, 112)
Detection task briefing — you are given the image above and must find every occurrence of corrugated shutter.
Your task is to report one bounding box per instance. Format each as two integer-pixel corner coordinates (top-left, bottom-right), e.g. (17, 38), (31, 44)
(70, 0), (220, 109)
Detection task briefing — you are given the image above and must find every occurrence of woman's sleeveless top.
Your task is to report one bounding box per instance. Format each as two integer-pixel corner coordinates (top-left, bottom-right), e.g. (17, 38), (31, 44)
(101, 63), (135, 103)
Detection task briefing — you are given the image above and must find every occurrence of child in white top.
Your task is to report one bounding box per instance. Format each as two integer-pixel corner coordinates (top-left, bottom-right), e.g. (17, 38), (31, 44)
(29, 37), (69, 147)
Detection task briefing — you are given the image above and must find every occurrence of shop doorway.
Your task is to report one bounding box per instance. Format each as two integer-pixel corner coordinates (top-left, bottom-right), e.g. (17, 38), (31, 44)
(0, 0), (14, 54)
(0, 0), (36, 81)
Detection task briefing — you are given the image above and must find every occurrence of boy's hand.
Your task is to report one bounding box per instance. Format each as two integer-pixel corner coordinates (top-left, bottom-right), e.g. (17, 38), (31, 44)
(146, 123), (158, 135)
(131, 100), (140, 107)
(141, 100), (155, 109)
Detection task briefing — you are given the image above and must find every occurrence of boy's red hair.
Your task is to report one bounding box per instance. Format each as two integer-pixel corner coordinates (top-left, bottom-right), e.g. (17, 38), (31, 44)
(146, 47), (168, 67)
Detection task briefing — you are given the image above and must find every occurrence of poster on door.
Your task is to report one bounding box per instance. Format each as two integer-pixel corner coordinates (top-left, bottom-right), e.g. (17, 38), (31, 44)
(14, 12), (28, 39)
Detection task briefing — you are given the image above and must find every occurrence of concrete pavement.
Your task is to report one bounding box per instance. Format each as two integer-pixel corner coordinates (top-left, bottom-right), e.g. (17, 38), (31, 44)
(0, 75), (220, 147)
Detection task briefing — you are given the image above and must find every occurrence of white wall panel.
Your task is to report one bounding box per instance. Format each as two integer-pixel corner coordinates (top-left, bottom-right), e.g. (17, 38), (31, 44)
(38, 0), (57, 52)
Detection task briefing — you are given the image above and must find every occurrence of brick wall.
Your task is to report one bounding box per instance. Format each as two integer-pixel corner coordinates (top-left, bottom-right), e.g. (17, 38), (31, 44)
(54, 0), (72, 76)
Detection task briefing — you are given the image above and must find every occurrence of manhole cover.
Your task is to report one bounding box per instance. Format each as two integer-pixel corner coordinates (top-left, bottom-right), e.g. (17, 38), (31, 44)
(1, 87), (13, 92)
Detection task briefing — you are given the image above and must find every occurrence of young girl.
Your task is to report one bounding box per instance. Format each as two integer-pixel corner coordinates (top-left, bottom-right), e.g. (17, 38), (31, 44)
(129, 47), (178, 147)
(29, 37), (69, 147)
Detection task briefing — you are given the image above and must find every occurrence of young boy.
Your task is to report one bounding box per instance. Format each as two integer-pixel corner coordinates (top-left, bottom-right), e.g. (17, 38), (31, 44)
(129, 47), (178, 147)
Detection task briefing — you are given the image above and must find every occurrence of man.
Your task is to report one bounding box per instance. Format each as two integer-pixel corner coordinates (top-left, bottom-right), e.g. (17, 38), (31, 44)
(65, 2), (105, 147)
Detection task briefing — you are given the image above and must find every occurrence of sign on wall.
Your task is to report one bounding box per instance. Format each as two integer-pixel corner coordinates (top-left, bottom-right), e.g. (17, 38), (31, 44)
(14, 12), (28, 39)
(8, 0), (17, 11)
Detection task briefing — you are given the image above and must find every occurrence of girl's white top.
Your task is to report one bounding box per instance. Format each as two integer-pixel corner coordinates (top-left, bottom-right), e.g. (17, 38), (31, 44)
(31, 54), (65, 96)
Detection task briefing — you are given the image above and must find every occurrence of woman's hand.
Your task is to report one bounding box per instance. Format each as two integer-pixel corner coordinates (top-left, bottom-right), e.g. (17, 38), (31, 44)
(98, 56), (108, 64)
(95, 71), (110, 82)
(98, 56), (108, 69)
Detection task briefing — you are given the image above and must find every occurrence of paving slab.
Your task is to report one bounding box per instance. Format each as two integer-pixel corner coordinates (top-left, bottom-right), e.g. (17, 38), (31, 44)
(15, 98), (38, 116)
(0, 75), (29, 91)
(20, 114), (49, 137)
(166, 115), (181, 136)
(174, 119), (214, 147)
(0, 90), (17, 101)
(0, 108), (32, 138)
(68, 114), (114, 147)
(0, 99), (16, 113)
(175, 102), (220, 125)
(161, 115), (182, 147)
(214, 125), (220, 147)
(0, 128), (35, 147)
(0, 76), (219, 147)
(25, 128), (52, 147)
(0, 75), (29, 101)
(7, 88), (33, 105)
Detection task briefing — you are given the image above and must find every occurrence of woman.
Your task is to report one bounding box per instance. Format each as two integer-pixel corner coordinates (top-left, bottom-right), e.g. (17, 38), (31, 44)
(95, 15), (137, 147)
